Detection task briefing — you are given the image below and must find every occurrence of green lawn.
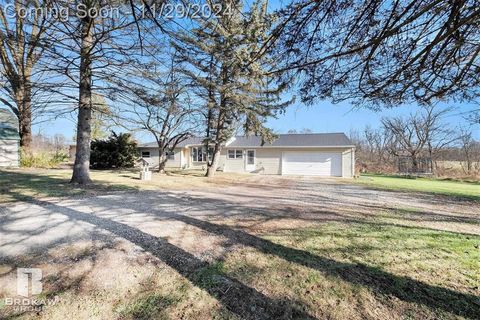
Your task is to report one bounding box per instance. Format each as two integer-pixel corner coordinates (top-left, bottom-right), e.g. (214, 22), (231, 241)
(195, 221), (480, 319)
(356, 174), (480, 201)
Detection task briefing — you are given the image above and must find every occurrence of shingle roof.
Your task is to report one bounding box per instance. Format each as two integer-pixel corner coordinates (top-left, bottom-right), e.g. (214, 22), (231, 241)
(0, 109), (20, 141)
(139, 133), (354, 149)
(228, 133), (354, 148)
(139, 136), (205, 148)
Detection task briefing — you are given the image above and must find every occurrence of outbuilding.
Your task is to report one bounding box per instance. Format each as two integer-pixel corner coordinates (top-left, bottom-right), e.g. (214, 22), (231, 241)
(0, 109), (20, 167)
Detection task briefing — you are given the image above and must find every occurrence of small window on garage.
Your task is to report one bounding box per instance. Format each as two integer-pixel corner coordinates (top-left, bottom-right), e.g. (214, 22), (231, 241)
(228, 150), (235, 159)
(141, 151), (150, 158)
(165, 151), (174, 160)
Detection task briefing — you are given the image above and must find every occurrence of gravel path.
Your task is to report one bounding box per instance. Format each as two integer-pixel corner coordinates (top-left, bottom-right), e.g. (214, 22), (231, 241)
(1, 176), (478, 259)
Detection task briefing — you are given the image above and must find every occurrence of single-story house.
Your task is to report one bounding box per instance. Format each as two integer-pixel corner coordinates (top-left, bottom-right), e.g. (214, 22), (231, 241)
(138, 133), (355, 177)
(0, 109), (20, 167)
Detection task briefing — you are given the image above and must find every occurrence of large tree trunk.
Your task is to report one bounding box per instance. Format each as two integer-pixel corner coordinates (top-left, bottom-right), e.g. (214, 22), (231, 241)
(206, 88), (226, 178)
(16, 81), (32, 151)
(411, 155), (418, 173)
(206, 144), (221, 177)
(71, 16), (94, 184)
(158, 150), (166, 173)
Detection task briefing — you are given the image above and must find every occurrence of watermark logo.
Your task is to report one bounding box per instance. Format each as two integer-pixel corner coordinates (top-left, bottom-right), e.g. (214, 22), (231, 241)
(2, 2), (233, 21)
(17, 268), (43, 297)
(3, 268), (59, 313)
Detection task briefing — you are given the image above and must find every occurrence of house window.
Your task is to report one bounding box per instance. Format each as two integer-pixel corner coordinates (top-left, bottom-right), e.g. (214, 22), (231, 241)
(228, 149), (243, 159)
(192, 146), (214, 162)
(165, 151), (175, 160)
(192, 147), (203, 162)
(141, 151), (150, 158)
(247, 150), (255, 165)
(192, 147), (198, 161)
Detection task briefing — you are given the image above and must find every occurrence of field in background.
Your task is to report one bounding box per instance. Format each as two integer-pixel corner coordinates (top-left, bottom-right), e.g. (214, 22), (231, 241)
(435, 160), (480, 179)
(357, 173), (480, 201)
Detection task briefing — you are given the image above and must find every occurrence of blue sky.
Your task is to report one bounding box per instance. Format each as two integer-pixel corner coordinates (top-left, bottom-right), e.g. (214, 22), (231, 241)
(30, 0), (480, 142)
(33, 99), (480, 143)
(267, 101), (480, 138)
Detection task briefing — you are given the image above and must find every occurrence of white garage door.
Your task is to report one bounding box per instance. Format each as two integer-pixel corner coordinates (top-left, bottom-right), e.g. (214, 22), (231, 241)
(282, 151), (342, 176)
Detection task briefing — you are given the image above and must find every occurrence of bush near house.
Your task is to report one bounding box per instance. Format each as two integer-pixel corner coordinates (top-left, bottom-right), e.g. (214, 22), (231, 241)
(90, 132), (138, 169)
(19, 133), (70, 168)
(20, 148), (69, 168)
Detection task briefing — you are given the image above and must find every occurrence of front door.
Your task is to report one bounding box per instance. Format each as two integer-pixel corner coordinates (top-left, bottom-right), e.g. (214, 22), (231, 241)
(246, 149), (255, 171)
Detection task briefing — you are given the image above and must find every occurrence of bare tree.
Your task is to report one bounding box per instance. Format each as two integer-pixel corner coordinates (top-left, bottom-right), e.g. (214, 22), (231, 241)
(364, 126), (394, 164)
(271, 0), (480, 109)
(287, 128), (312, 134)
(0, 0), (52, 150)
(382, 105), (455, 172)
(112, 56), (199, 173)
(459, 129), (476, 174)
(300, 128), (312, 134)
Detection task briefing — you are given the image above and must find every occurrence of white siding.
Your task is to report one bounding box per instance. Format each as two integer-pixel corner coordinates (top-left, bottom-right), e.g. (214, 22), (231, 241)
(139, 147), (182, 168)
(239, 147), (355, 177)
(224, 149), (245, 173)
(0, 139), (19, 167)
(218, 149), (227, 170)
(255, 149), (281, 174)
(342, 148), (355, 178)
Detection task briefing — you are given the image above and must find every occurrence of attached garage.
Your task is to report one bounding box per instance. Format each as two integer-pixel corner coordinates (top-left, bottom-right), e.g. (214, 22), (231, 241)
(282, 151), (342, 176)
(225, 133), (356, 177)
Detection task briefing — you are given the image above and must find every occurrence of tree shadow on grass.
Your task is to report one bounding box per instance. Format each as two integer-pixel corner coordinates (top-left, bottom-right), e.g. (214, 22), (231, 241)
(110, 192), (480, 319)
(163, 212), (480, 319)
(6, 194), (316, 320)
(3, 174), (480, 319)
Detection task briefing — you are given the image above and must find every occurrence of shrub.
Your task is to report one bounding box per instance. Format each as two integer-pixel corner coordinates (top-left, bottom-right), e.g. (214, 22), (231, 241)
(20, 149), (68, 168)
(90, 131), (138, 169)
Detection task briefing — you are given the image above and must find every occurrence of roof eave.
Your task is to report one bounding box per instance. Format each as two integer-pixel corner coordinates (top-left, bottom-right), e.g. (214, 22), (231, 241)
(139, 144), (356, 149)
(228, 145), (356, 148)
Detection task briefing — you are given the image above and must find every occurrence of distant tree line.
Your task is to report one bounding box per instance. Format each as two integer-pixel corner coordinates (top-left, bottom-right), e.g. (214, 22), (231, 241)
(1, 0), (479, 183)
(351, 106), (480, 176)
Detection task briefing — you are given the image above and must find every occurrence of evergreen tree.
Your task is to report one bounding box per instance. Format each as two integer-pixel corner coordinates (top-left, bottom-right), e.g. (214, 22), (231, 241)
(174, 0), (292, 177)
(90, 131), (138, 169)
(91, 93), (112, 140)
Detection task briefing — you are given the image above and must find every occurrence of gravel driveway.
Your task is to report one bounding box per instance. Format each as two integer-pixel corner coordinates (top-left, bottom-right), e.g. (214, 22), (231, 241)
(1, 177), (478, 258)
(1, 176), (479, 319)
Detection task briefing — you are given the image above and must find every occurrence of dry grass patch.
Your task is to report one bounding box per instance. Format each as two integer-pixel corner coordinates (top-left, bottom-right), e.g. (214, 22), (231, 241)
(0, 238), (237, 320)
(0, 168), (262, 203)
